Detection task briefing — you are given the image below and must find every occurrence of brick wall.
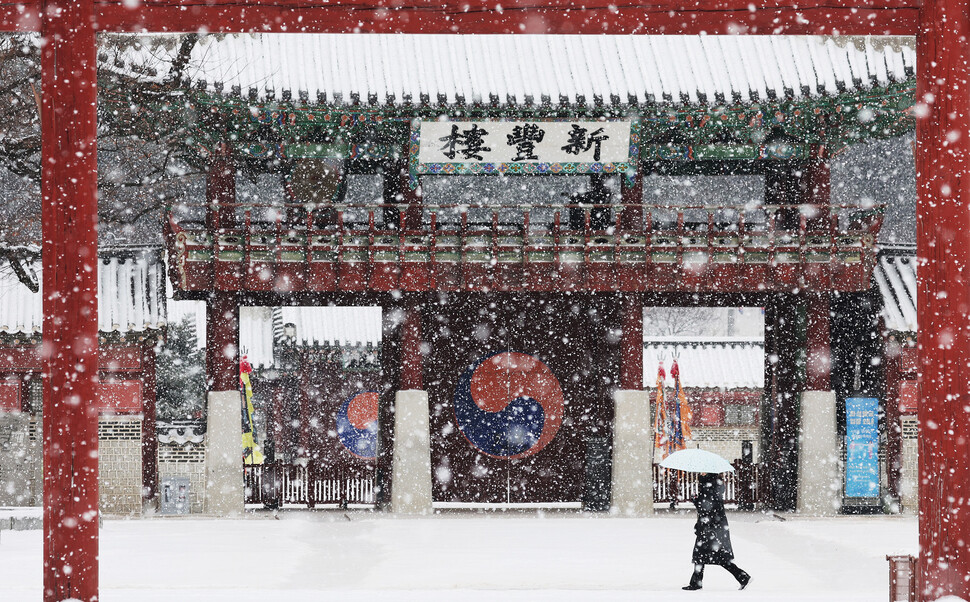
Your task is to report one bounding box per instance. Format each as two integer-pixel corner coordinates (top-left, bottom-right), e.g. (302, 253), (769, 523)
(98, 415), (143, 515)
(2, 414), (151, 515)
(158, 441), (207, 513)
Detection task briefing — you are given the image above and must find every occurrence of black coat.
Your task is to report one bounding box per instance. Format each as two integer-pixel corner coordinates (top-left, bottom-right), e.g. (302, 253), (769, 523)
(690, 474), (734, 565)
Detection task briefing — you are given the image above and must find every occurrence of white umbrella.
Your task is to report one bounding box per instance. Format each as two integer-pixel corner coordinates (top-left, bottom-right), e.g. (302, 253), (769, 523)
(659, 449), (735, 474)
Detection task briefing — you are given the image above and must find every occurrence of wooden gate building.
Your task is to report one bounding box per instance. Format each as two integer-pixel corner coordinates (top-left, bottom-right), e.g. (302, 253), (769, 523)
(101, 33), (916, 512)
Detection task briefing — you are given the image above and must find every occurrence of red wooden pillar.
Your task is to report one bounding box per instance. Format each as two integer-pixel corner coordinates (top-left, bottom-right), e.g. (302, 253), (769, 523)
(806, 147), (830, 194)
(206, 293), (240, 392)
(804, 145), (831, 229)
(620, 170), (643, 231)
(206, 143), (236, 232)
(400, 303), (423, 390)
(141, 339), (159, 510)
(619, 294), (643, 390)
(400, 168), (423, 231)
(805, 293), (831, 391)
(916, 1), (970, 598)
(40, 1), (100, 600)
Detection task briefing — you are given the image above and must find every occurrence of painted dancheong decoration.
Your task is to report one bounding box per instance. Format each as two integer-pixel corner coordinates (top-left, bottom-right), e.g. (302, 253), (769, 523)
(453, 351), (565, 459)
(336, 391), (380, 459)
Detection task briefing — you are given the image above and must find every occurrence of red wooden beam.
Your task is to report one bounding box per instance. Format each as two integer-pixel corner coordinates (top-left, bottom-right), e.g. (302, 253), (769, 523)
(0, 1), (921, 34)
(915, 0), (970, 600)
(41, 1), (100, 600)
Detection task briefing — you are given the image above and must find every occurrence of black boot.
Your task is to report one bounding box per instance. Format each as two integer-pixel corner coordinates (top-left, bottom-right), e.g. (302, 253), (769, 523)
(684, 564), (704, 590)
(738, 572), (751, 590)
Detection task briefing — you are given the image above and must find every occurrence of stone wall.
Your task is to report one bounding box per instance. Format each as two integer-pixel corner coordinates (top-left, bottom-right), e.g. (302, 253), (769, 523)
(98, 416), (144, 515)
(690, 426), (761, 462)
(0, 413), (40, 506)
(158, 441), (207, 514)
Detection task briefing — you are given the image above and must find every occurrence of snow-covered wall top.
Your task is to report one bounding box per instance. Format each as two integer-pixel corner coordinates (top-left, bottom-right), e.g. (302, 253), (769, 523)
(112, 34), (914, 107)
(643, 338), (765, 390)
(0, 247), (166, 336)
(240, 306), (382, 369)
(876, 249), (917, 333)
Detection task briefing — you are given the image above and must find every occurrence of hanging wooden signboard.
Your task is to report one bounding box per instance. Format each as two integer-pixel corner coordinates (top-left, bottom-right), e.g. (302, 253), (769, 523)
(411, 120), (636, 182)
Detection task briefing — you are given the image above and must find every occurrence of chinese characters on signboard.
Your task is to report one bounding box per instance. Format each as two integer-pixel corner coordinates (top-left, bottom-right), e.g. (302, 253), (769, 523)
(845, 397), (880, 498)
(416, 121), (633, 170)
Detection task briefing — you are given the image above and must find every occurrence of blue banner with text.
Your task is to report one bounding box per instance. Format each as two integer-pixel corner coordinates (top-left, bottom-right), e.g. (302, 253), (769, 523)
(845, 397), (880, 498)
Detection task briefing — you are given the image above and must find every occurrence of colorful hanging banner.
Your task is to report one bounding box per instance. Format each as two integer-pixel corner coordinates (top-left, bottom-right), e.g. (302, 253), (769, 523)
(655, 359), (694, 462)
(670, 359), (693, 452)
(653, 362), (669, 459)
(240, 356), (265, 466)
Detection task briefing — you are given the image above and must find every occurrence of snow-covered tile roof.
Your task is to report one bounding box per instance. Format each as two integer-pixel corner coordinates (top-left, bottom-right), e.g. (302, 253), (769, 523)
(875, 249), (917, 333)
(112, 34), (915, 108)
(240, 305), (382, 369)
(643, 338), (765, 389)
(0, 248), (166, 336)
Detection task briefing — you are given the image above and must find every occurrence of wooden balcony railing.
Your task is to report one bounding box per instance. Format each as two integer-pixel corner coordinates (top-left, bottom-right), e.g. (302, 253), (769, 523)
(167, 202), (882, 293)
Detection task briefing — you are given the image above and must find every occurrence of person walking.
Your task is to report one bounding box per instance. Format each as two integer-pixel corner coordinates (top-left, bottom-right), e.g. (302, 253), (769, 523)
(683, 472), (751, 591)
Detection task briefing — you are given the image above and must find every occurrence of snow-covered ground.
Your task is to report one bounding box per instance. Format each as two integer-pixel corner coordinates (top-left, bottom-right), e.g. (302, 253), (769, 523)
(0, 510), (916, 602)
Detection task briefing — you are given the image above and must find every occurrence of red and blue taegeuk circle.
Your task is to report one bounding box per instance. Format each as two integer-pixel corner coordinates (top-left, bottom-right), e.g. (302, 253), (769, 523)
(453, 351), (564, 459)
(336, 391), (379, 459)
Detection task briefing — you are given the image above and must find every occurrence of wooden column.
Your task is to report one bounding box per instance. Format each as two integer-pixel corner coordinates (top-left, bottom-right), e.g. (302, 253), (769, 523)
(765, 295), (801, 511)
(399, 303), (423, 390)
(916, 1), (970, 598)
(619, 170), (643, 231)
(141, 339), (159, 510)
(619, 294), (643, 390)
(805, 293), (831, 391)
(805, 145), (831, 229)
(203, 294), (243, 515)
(399, 165), (423, 231)
(206, 293), (240, 392)
(376, 309), (402, 510)
(41, 2), (100, 600)
(206, 143), (236, 232)
(299, 350), (312, 463)
(382, 155), (409, 229)
(764, 158), (802, 231)
(798, 292), (839, 515)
